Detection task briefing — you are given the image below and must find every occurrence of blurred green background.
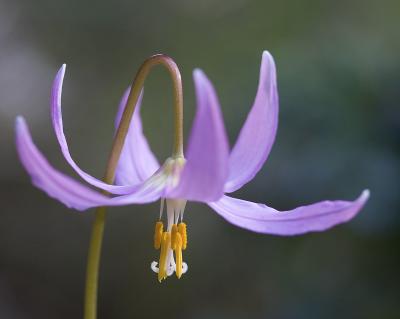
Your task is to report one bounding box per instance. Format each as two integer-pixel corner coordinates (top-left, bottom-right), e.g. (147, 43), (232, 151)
(0, 0), (399, 318)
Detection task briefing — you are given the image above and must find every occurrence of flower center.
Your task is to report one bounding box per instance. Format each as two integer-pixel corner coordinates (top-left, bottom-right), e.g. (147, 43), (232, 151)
(151, 198), (188, 282)
(143, 156), (186, 193)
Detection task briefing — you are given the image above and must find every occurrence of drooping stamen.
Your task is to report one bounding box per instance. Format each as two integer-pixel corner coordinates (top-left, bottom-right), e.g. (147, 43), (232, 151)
(171, 224), (178, 250)
(178, 222), (187, 250)
(158, 231), (171, 282)
(174, 232), (183, 279)
(154, 221), (163, 249)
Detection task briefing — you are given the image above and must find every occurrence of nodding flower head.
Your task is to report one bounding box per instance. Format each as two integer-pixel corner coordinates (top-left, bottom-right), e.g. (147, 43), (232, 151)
(15, 51), (369, 282)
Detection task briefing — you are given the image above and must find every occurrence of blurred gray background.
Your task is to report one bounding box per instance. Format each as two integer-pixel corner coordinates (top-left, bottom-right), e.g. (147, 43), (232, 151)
(0, 0), (399, 318)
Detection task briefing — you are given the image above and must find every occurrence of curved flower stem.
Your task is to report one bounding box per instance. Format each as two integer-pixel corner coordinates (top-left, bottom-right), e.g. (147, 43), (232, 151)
(109, 54), (184, 169)
(83, 54), (184, 319)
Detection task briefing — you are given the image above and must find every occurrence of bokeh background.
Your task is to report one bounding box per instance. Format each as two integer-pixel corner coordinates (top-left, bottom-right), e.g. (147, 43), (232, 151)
(0, 0), (399, 318)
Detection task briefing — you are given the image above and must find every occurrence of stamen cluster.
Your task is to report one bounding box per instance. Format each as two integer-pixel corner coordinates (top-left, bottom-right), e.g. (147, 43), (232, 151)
(151, 198), (188, 282)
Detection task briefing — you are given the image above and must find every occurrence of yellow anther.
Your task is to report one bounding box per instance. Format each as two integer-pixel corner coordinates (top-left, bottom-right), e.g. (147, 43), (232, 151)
(178, 222), (187, 250)
(158, 231), (171, 282)
(175, 232), (183, 279)
(153, 221), (163, 250)
(171, 224), (178, 250)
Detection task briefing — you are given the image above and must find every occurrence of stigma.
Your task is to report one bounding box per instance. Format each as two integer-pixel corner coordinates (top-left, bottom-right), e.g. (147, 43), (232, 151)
(151, 198), (188, 282)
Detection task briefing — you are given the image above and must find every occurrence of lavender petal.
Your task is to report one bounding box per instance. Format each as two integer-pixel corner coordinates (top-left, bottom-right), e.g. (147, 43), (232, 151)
(208, 190), (370, 235)
(225, 51), (279, 193)
(50, 65), (140, 194)
(168, 69), (229, 202)
(16, 117), (163, 211)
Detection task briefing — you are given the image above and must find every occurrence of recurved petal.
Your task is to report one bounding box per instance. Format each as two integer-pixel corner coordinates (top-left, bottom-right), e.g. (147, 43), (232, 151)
(224, 51), (279, 193)
(114, 87), (160, 186)
(50, 65), (139, 195)
(16, 117), (163, 211)
(208, 191), (369, 235)
(168, 69), (229, 202)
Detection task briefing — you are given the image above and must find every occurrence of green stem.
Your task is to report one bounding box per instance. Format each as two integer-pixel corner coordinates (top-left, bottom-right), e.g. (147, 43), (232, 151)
(83, 54), (184, 319)
(83, 207), (106, 319)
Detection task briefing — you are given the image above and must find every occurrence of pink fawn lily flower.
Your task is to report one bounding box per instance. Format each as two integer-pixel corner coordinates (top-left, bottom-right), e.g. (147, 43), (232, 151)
(16, 51), (369, 282)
